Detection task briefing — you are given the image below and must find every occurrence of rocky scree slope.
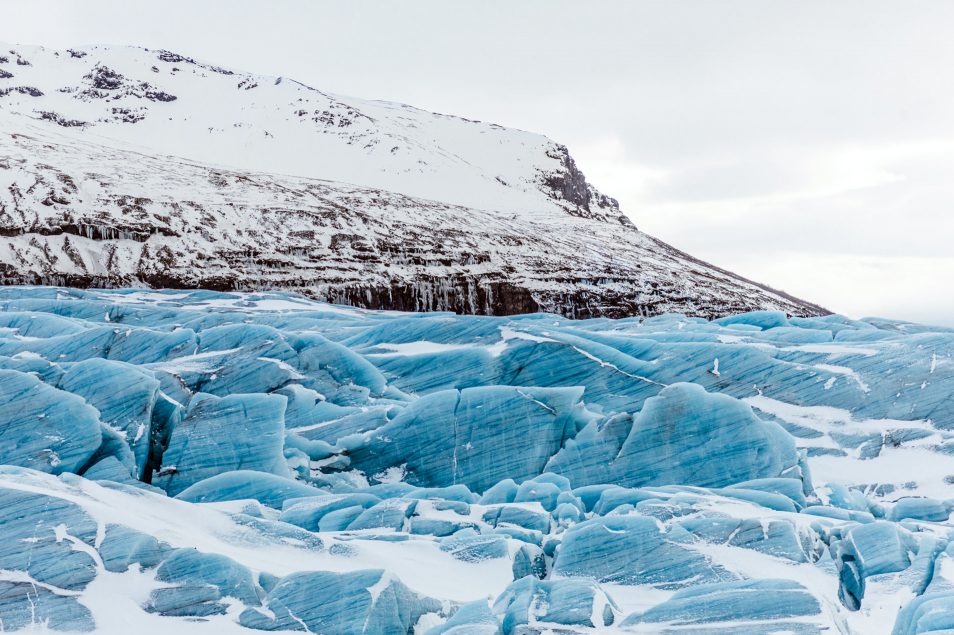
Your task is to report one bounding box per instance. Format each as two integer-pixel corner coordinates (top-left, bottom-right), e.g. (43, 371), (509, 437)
(0, 43), (825, 318)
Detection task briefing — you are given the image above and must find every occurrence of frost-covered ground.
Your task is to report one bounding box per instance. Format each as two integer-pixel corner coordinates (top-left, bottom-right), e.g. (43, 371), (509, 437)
(1, 286), (953, 633)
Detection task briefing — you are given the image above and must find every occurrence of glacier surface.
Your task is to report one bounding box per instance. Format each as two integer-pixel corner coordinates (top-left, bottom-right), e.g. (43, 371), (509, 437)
(0, 287), (952, 633)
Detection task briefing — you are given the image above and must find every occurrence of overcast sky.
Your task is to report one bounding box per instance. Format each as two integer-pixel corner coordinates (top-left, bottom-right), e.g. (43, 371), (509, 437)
(5, 1), (953, 324)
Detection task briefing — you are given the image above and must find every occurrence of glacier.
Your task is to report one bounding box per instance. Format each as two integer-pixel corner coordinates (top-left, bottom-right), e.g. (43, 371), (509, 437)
(0, 287), (952, 633)
(0, 43), (826, 320)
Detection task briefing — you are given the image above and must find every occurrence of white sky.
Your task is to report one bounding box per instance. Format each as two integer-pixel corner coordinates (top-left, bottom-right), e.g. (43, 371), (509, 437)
(4, 1), (953, 324)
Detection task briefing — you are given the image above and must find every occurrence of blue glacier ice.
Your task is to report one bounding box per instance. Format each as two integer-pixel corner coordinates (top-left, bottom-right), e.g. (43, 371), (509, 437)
(553, 514), (735, 587)
(425, 599), (499, 634)
(493, 577), (617, 632)
(147, 548), (262, 617)
(0, 369), (103, 474)
(545, 381), (804, 489)
(832, 520), (920, 609)
(155, 391), (290, 495)
(0, 287), (953, 633)
(0, 486), (99, 591)
(175, 469), (321, 507)
(621, 579), (822, 631)
(57, 358), (159, 479)
(238, 569), (441, 632)
(347, 385), (592, 492)
(0, 583), (95, 632)
(98, 524), (170, 572)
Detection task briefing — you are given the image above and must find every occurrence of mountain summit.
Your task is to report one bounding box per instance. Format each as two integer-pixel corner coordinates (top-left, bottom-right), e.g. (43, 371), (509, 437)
(0, 43), (825, 318)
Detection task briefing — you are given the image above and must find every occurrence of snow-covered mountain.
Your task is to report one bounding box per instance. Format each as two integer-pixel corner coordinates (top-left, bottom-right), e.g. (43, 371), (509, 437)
(0, 43), (825, 318)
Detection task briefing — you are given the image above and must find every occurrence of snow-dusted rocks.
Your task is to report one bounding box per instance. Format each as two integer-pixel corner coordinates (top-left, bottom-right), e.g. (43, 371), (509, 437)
(0, 287), (952, 633)
(0, 43), (825, 319)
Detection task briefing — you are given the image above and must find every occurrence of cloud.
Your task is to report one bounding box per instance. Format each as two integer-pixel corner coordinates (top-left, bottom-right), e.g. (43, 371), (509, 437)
(740, 253), (954, 326)
(2, 0), (953, 324)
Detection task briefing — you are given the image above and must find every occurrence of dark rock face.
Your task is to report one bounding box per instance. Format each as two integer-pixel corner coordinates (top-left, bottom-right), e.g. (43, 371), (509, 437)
(111, 107), (146, 123)
(55, 64), (179, 107)
(157, 51), (191, 64)
(544, 144), (596, 212)
(542, 144), (630, 226)
(145, 90), (177, 102)
(326, 280), (541, 315)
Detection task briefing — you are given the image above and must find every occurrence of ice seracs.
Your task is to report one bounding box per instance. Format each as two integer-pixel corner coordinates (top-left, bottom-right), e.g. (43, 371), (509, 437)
(0, 287), (951, 632)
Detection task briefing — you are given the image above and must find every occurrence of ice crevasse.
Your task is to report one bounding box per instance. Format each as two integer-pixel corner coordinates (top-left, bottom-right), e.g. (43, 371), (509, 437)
(0, 287), (953, 633)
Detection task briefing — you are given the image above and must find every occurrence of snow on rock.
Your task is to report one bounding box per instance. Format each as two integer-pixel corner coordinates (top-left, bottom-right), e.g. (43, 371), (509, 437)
(0, 43), (618, 219)
(0, 287), (952, 633)
(0, 42), (825, 320)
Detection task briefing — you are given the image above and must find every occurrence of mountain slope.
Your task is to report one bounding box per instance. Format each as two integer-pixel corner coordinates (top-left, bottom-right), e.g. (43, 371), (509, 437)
(0, 288), (951, 633)
(0, 43), (826, 318)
